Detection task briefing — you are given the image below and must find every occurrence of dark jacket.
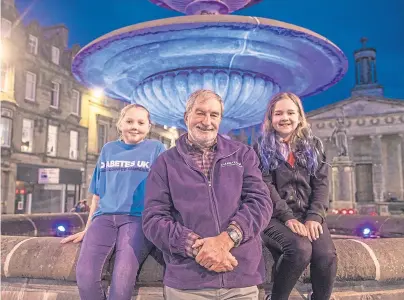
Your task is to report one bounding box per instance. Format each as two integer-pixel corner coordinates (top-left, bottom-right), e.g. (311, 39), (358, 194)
(143, 134), (273, 289)
(253, 138), (329, 224)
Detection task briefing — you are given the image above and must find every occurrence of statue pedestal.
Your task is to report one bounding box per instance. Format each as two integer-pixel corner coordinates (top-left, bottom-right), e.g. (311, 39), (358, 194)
(331, 156), (356, 210)
(376, 202), (390, 216)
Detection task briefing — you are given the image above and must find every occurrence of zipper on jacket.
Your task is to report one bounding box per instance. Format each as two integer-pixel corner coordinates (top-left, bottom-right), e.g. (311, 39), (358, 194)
(206, 167), (224, 288)
(180, 148), (239, 288)
(292, 168), (303, 210)
(207, 173), (225, 288)
(208, 150), (239, 235)
(208, 150), (238, 288)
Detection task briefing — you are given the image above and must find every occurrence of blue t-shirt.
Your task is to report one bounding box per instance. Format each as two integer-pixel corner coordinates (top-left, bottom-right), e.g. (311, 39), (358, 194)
(89, 139), (166, 218)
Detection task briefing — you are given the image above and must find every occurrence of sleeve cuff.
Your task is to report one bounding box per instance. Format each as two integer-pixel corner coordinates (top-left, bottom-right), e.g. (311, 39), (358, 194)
(184, 231), (201, 258)
(305, 213), (324, 223)
(279, 213), (296, 223)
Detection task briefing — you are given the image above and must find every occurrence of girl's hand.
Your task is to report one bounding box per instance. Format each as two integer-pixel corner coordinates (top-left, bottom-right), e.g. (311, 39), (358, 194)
(60, 231), (86, 244)
(305, 221), (323, 242)
(285, 219), (308, 237)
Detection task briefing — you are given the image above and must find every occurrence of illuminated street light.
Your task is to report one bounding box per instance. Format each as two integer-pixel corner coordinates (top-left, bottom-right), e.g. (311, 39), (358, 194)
(91, 88), (104, 99)
(57, 225), (66, 232)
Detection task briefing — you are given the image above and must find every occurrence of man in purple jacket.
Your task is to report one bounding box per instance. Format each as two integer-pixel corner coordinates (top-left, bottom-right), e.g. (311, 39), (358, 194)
(143, 89), (273, 299)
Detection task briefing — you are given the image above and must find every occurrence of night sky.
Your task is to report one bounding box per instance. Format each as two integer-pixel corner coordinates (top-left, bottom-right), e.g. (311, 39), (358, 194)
(14, 0), (404, 112)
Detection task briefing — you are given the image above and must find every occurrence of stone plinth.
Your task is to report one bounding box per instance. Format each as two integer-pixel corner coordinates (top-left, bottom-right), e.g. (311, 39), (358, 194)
(376, 202), (391, 216)
(331, 156), (356, 209)
(326, 215), (404, 238)
(0, 213), (88, 237)
(2, 236), (404, 299)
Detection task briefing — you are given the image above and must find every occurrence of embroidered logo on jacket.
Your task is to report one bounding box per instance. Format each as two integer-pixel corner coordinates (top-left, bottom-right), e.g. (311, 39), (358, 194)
(221, 161), (242, 168)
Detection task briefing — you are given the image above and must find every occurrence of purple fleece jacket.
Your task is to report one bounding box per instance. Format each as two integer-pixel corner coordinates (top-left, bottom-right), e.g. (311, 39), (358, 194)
(143, 134), (273, 289)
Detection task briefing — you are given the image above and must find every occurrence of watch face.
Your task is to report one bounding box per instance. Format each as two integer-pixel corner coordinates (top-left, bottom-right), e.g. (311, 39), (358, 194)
(228, 229), (240, 243)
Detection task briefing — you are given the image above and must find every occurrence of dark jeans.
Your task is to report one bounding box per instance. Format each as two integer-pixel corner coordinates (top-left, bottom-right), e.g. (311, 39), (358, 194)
(76, 215), (153, 300)
(263, 218), (337, 300)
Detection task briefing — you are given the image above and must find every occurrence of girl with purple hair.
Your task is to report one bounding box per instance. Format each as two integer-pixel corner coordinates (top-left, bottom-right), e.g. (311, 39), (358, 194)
(254, 92), (337, 300)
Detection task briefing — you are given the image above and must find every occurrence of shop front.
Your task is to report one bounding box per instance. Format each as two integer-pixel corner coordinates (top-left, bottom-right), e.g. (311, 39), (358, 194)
(16, 164), (82, 214)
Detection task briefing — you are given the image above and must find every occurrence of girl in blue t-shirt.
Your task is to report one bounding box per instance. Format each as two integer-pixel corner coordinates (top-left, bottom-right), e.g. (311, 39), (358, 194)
(61, 104), (166, 300)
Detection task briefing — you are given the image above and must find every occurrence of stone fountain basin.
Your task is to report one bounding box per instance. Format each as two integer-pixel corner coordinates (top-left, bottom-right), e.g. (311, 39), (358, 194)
(72, 15), (347, 132)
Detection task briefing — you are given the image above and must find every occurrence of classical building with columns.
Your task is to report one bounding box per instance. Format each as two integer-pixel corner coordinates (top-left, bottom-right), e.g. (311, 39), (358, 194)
(230, 39), (404, 214)
(307, 39), (404, 214)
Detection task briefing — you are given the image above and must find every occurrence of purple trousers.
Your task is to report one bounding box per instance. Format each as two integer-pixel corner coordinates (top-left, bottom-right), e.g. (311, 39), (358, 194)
(76, 215), (153, 300)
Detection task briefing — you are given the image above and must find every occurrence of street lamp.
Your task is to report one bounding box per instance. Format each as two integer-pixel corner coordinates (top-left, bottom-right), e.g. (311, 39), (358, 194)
(91, 88), (104, 99)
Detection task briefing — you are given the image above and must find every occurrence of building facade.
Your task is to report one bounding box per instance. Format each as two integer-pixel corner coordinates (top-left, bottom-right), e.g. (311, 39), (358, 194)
(229, 39), (404, 214)
(307, 39), (404, 214)
(1, 0), (178, 214)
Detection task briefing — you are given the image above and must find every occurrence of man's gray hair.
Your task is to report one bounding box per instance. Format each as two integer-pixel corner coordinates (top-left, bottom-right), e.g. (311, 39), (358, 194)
(184, 89), (224, 117)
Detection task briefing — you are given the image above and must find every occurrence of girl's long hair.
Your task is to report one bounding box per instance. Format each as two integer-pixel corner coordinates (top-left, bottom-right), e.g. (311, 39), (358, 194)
(258, 92), (324, 175)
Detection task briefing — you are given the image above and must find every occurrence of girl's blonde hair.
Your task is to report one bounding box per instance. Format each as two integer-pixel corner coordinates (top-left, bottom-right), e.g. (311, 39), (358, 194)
(258, 92), (323, 175)
(116, 104), (151, 138)
(262, 92), (310, 145)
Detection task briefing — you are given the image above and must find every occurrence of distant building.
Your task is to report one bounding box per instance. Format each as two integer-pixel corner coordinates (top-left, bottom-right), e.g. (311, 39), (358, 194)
(0, 0), (178, 214)
(308, 38), (404, 214)
(229, 38), (404, 214)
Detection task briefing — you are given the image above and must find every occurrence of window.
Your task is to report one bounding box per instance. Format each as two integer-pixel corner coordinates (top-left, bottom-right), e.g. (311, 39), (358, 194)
(51, 46), (60, 65)
(69, 130), (78, 160)
(50, 82), (60, 108)
(97, 123), (107, 152)
(27, 35), (38, 55)
(1, 18), (12, 38)
(0, 65), (6, 92)
(21, 119), (34, 152)
(0, 117), (12, 147)
(25, 71), (36, 101)
(47, 125), (58, 156)
(71, 89), (80, 115)
(1, 62), (13, 92)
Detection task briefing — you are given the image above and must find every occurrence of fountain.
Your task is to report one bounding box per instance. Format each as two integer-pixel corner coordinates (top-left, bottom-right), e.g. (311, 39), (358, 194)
(72, 0), (347, 133)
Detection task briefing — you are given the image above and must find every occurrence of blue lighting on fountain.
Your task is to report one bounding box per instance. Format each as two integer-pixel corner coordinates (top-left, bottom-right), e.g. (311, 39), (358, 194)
(72, 1), (347, 133)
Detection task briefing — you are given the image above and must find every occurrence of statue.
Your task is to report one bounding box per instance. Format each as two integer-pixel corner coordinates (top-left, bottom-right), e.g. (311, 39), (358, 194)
(331, 110), (349, 157)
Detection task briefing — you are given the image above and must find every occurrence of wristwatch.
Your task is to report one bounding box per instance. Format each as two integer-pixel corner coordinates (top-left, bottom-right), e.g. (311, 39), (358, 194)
(226, 227), (242, 247)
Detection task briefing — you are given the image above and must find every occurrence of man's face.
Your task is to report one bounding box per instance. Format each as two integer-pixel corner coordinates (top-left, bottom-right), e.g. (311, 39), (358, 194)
(185, 97), (222, 147)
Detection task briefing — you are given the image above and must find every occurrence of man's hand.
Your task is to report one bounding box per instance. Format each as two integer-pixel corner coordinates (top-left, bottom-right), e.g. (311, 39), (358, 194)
(305, 220), (323, 242)
(192, 232), (238, 272)
(285, 219), (308, 237)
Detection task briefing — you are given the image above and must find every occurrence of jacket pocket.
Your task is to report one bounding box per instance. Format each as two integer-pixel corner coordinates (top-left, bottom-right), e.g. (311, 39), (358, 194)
(231, 237), (262, 275)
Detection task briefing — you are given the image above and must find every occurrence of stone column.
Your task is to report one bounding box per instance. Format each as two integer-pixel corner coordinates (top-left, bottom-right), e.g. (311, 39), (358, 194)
(331, 156), (356, 210)
(370, 135), (385, 201)
(348, 136), (355, 158)
(384, 134), (403, 200)
(370, 134), (388, 215)
(399, 134), (404, 200)
(6, 164), (17, 214)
